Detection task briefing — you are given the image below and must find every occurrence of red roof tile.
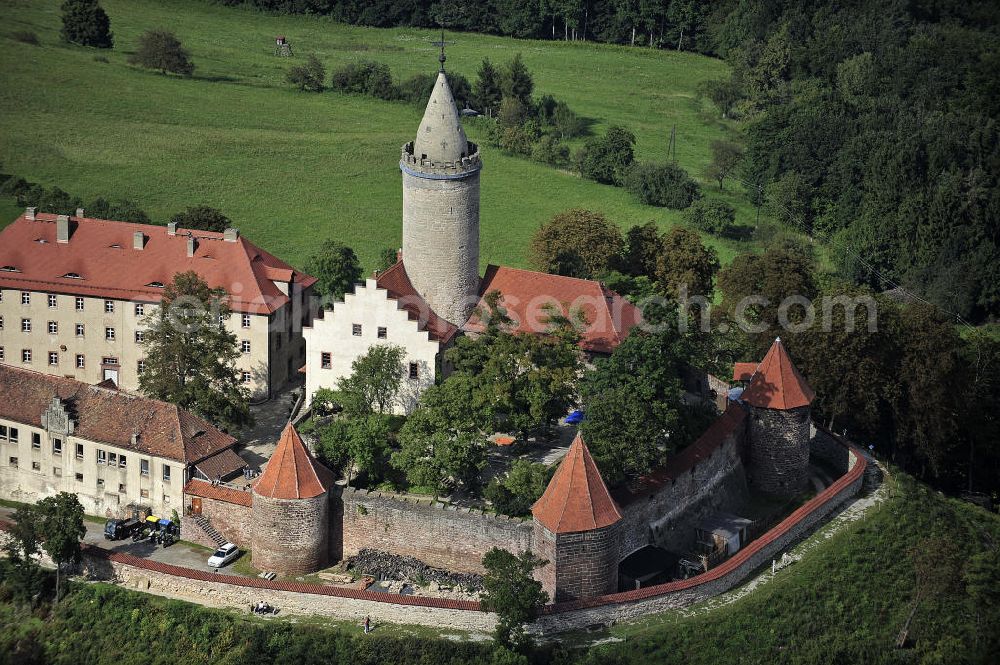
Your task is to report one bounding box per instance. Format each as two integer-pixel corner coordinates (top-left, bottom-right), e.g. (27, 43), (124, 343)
(253, 422), (335, 499)
(194, 447), (248, 481)
(183, 479), (253, 507)
(740, 338), (815, 410)
(464, 265), (641, 354)
(532, 433), (623, 534)
(0, 364), (236, 463)
(0, 213), (316, 315)
(374, 261), (459, 344)
(732, 362), (757, 382)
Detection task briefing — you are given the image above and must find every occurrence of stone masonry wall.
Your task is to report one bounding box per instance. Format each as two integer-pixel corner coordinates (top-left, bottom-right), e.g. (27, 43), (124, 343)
(181, 496), (253, 550)
(810, 426), (852, 475)
(617, 425), (749, 559)
(339, 487), (533, 574)
(252, 492), (329, 576)
(551, 523), (621, 602)
(748, 406), (811, 496)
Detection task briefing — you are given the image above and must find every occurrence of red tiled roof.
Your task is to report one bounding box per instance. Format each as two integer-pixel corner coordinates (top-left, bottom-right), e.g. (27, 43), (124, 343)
(732, 362), (757, 382)
(0, 212), (316, 315)
(0, 364), (236, 463)
(183, 479), (253, 507)
(532, 433), (623, 534)
(465, 265), (641, 354)
(253, 422), (335, 499)
(612, 404), (747, 506)
(194, 447), (248, 481)
(740, 338), (815, 410)
(374, 261), (459, 344)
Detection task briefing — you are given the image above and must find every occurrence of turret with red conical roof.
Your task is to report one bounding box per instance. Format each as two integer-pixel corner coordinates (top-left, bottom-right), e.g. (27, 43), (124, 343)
(741, 338), (815, 497)
(531, 433), (623, 602)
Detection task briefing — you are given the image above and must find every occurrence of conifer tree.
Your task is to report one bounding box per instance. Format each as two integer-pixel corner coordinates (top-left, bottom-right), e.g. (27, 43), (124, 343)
(473, 58), (502, 113)
(501, 53), (534, 107)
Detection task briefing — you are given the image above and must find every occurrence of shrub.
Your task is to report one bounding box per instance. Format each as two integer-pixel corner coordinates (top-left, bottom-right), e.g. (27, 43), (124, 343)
(169, 205), (230, 232)
(60, 0), (113, 49)
(531, 135), (570, 167)
(128, 29), (194, 76)
(551, 101), (585, 139)
(12, 31), (39, 46)
(684, 198), (736, 235)
(86, 197), (150, 224)
(579, 125), (635, 185)
(286, 53), (325, 92)
(330, 60), (395, 100)
(625, 161), (701, 208)
(484, 460), (551, 517)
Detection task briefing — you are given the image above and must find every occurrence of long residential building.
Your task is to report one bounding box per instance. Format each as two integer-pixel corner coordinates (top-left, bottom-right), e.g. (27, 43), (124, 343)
(0, 209), (316, 399)
(0, 364), (242, 518)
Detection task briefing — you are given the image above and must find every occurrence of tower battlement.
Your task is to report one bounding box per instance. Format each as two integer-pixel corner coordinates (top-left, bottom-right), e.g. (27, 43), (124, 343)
(400, 141), (482, 178)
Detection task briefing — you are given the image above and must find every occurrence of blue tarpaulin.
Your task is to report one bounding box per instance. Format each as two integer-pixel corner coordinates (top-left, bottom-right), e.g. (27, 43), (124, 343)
(565, 410), (585, 424)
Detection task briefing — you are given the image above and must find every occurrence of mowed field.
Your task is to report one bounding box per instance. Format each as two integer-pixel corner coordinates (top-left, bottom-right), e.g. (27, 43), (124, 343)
(0, 0), (751, 272)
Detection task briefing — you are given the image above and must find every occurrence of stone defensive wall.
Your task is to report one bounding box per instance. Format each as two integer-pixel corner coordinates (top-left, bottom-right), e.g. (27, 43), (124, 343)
(614, 405), (749, 558)
(337, 486), (534, 574)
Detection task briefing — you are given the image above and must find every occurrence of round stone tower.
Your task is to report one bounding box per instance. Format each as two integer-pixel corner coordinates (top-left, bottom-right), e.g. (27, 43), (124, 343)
(252, 422), (334, 576)
(400, 62), (482, 326)
(741, 338), (816, 497)
(531, 433), (623, 602)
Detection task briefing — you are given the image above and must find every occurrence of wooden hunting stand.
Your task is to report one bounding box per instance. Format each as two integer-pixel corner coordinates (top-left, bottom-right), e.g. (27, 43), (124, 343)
(274, 35), (293, 57)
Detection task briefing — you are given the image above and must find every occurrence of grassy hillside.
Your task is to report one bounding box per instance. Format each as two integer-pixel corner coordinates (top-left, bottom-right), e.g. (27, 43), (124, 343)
(0, 0), (753, 272)
(1, 473), (995, 664)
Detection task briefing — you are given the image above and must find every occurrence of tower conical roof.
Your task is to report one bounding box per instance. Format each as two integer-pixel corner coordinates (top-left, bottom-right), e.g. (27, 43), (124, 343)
(532, 433), (623, 534)
(254, 422), (334, 499)
(413, 71), (469, 163)
(741, 337), (815, 410)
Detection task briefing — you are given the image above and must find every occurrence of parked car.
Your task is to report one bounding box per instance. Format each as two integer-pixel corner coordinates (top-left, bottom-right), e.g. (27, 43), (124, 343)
(104, 518), (141, 540)
(208, 543), (240, 569)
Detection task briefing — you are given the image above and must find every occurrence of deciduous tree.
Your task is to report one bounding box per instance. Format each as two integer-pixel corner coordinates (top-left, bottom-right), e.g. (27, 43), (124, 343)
(128, 30), (194, 76)
(286, 54), (326, 92)
(529, 208), (623, 279)
(655, 227), (719, 299)
(337, 344), (405, 415)
(480, 548), (548, 647)
(169, 205), (231, 233)
(36, 493), (86, 601)
(305, 239), (363, 304)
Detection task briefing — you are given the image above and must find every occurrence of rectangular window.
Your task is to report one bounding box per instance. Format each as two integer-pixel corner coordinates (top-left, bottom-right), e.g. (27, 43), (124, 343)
(47, 294), (57, 308)
(321, 352), (331, 369)
(119, 455), (126, 469)
(75, 323), (85, 337)
(134, 330), (144, 343)
(377, 326), (387, 339)
(140, 489), (149, 499)
(0, 315), (4, 330)
(32, 461), (40, 471)
(163, 465), (171, 482)
(352, 324), (362, 336)
(137, 360), (145, 374)
(0, 347), (4, 362)
(53, 467), (61, 477)
(140, 459), (149, 477)
(52, 438), (62, 455)
(21, 319), (31, 333)
(409, 362), (419, 380)
(32, 433), (40, 449)
(241, 371), (251, 384)
(102, 357), (118, 366)
(21, 292), (30, 305)
(242, 314), (251, 328)
(108, 452), (117, 467)
(118, 483), (125, 493)
(134, 303), (144, 316)
(105, 327), (115, 341)
(241, 340), (250, 354)
(97, 478), (105, 488)
(8, 428), (17, 444)
(104, 300), (114, 313)
(48, 352), (58, 366)
(9, 457), (17, 468)
(47, 321), (58, 334)
(21, 349), (31, 363)
(75, 472), (83, 482)
(76, 354), (85, 368)
(76, 443), (84, 460)
(97, 449), (106, 465)
(75, 297), (84, 311)
(0, 425), (6, 441)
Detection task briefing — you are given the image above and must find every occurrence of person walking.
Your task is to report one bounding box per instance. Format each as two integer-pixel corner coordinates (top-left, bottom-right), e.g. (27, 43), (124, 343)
(363, 615), (371, 634)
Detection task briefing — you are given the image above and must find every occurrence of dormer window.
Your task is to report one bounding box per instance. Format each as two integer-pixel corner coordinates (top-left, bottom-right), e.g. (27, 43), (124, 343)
(146, 281), (164, 288)
(61, 272), (82, 279)
(109, 243), (121, 249)
(0, 266), (18, 272)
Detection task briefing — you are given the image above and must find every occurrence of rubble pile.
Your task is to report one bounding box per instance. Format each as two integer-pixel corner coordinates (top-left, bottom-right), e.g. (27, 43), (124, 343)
(347, 549), (483, 591)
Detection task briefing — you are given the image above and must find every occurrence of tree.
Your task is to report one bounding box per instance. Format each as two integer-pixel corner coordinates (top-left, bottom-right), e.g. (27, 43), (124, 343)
(317, 414), (392, 485)
(286, 54), (326, 92)
(60, 0), (113, 49)
(501, 53), (534, 107)
(579, 125), (636, 185)
(623, 221), (662, 279)
(337, 344), (406, 416)
(625, 162), (701, 208)
(655, 227), (719, 299)
(36, 493), (86, 602)
(128, 30), (195, 76)
(138, 271), (252, 431)
(330, 60), (395, 100)
(684, 198), (736, 236)
(531, 135), (570, 167)
(485, 460), (551, 517)
(480, 548), (548, 647)
(169, 205), (231, 233)
(473, 58), (503, 113)
(1, 504), (45, 603)
(86, 197), (150, 224)
(705, 139), (743, 190)
(304, 239), (363, 304)
(529, 208), (624, 279)
(551, 101), (585, 139)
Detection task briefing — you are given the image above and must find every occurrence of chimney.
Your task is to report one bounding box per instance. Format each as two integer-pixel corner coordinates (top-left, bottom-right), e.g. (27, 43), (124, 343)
(223, 227), (240, 243)
(25, 207), (36, 221)
(75, 207), (85, 218)
(167, 222), (178, 236)
(186, 234), (196, 257)
(131, 432), (140, 446)
(56, 215), (71, 243)
(133, 231), (146, 250)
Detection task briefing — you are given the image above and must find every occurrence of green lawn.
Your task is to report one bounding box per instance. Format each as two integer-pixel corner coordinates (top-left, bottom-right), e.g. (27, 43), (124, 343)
(0, 0), (759, 272)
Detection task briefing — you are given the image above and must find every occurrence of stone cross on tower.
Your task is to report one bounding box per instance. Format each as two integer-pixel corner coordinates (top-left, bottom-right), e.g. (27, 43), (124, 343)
(431, 29), (449, 72)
